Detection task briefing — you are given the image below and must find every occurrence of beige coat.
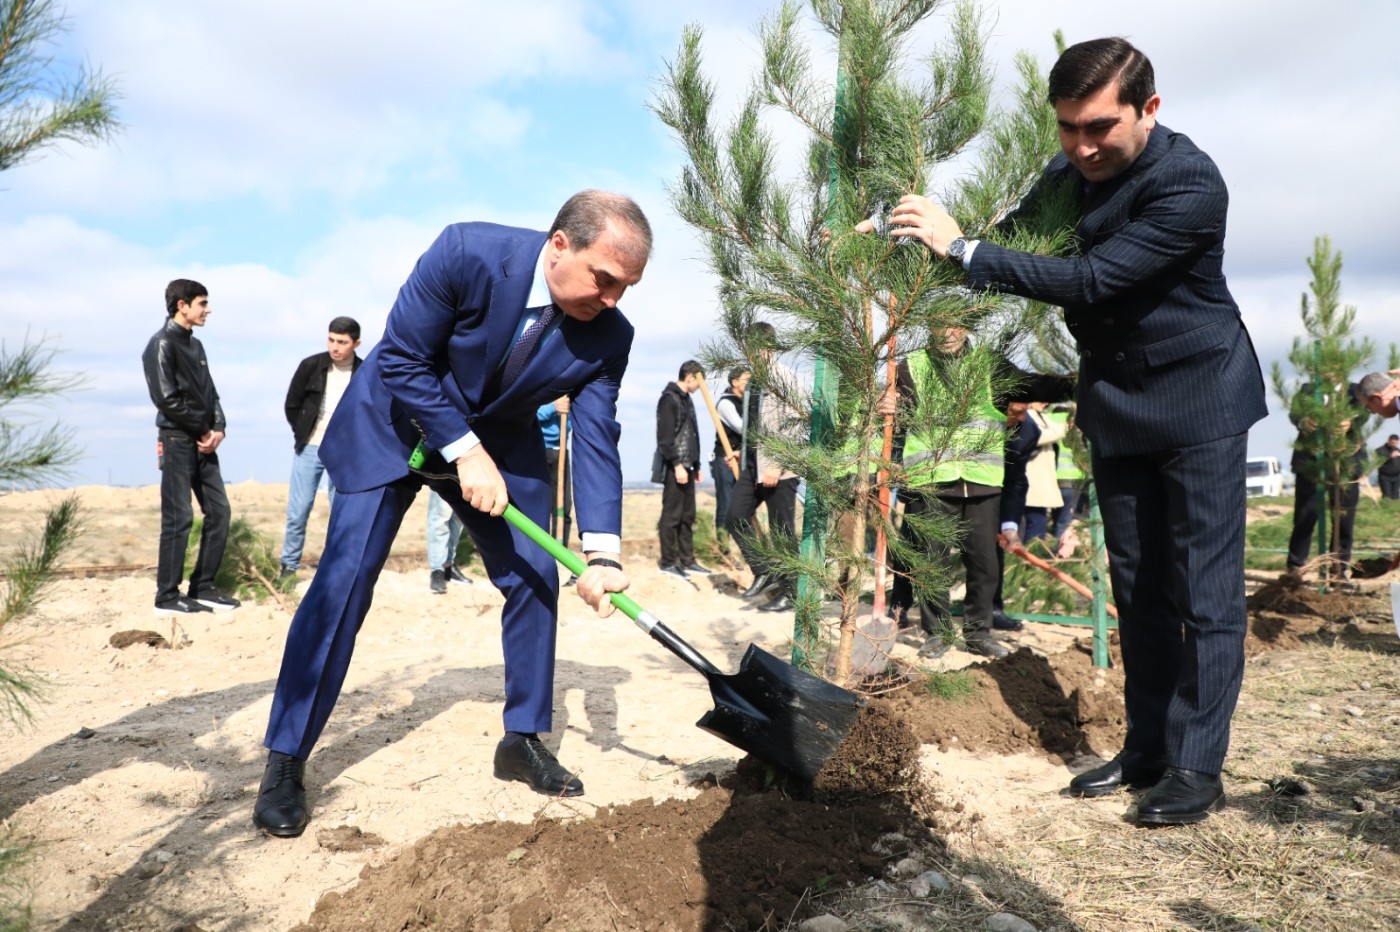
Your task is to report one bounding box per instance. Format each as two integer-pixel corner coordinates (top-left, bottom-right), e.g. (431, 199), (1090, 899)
(1024, 408), (1067, 508)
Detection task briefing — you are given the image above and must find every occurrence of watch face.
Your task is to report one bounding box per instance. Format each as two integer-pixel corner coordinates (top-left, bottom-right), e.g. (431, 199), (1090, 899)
(948, 238), (966, 260)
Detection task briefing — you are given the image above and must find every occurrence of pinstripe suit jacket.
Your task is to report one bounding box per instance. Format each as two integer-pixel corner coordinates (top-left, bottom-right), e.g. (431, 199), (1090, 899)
(967, 125), (1266, 457)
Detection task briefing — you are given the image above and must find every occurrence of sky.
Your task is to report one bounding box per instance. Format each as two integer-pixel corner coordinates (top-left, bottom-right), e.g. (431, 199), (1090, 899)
(4, 0), (1399, 492)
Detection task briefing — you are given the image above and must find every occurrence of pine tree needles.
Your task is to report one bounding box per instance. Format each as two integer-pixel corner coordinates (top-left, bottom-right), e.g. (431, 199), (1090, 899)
(655, 0), (1073, 683)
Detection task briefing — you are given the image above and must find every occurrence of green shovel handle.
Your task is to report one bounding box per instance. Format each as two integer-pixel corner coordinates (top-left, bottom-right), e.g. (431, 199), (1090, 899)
(501, 504), (644, 622)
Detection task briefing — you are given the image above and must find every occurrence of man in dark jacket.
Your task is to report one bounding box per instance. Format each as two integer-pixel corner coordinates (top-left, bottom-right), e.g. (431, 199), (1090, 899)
(279, 317), (363, 576)
(1377, 434), (1400, 500)
(875, 37), (1267, 824)
(141, 279), (238, 615)
(654, 360), (706, 577)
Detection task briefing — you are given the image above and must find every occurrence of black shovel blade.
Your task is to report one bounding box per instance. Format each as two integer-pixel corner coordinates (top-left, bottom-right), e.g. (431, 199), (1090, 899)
(696, 644), (863, 783)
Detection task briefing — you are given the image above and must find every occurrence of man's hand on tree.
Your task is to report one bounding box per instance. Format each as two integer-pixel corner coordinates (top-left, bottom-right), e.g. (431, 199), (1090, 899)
(854, 195), (965, 257)
(576, 556), (628, 618)
(456, 445), (509, 516)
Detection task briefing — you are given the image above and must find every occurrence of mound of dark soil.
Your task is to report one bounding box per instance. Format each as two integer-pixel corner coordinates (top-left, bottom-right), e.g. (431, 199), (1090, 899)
(294, 700), (927, 932)
(886, 643), (1127, 760)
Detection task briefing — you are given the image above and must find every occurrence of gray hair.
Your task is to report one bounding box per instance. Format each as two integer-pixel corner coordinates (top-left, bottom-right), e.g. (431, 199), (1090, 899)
(549, 190), (653, 263)
(1354, 372), (1391, 402)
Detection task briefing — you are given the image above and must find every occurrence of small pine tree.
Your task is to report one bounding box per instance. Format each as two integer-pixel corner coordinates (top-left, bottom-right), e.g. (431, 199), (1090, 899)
(654, 0), (1075, 681)
(1269, 235), (1376, 586)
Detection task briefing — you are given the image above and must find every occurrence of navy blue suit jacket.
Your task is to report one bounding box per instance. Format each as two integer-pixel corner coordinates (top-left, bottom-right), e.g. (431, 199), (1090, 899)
(968, 125), (1266, 457)
(320, 222), (633, 537)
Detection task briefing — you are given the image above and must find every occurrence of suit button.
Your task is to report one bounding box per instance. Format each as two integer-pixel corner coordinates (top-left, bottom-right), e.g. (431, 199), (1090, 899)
(1113, 352), (1125, 362)
(1083, 349), (1092, 358)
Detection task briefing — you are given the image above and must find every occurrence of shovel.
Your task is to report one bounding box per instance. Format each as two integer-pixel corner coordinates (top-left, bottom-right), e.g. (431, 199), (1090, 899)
(850, 333), (900, 676)
(1009, 544), (1119, 620)
(503, 503), (863, 782)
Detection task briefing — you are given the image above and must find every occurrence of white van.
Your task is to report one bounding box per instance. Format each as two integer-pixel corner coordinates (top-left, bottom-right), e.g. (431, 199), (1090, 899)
(1246, 456), (1284, 497)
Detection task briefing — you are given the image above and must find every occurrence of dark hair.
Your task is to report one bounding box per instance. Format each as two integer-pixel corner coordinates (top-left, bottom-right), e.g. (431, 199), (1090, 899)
(1048, 37), (1156, 115)
(1390, 435), (1399, 441)
(328, 316), (361, 340)
(165, 279), (207, 317)
(748, 321), (778, 351)
(550, 190), (653, 263)
(678, 360), (705, 380)
(727, 365), (749, 385)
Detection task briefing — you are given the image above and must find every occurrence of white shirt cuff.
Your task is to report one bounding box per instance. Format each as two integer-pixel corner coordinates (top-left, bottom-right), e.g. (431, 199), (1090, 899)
(439, 432), (481, 463)
(581, 533), (621, 555)
(1000, 521), (1018, 533)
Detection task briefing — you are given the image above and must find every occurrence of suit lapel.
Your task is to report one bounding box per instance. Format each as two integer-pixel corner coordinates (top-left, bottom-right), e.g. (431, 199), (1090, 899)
(484, 234), (547, 385)
(1075, 125), (1173, 244)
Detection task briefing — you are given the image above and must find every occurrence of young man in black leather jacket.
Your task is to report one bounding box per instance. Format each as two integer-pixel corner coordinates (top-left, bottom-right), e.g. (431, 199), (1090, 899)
(140, 279), (238, 614)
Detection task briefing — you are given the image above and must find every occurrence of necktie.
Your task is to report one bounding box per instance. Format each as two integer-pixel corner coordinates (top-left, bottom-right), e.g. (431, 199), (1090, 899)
(500, 303), (557, 391)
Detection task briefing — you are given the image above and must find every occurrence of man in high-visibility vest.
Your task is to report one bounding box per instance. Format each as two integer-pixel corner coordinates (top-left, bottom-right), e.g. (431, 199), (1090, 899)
(881, 327), (1072, 658)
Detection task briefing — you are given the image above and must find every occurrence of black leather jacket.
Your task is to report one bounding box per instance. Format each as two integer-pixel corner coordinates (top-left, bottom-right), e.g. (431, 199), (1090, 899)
(656, 381), (699, 469)
(141, 319), (225, 437)
(284, 351), (362, 452)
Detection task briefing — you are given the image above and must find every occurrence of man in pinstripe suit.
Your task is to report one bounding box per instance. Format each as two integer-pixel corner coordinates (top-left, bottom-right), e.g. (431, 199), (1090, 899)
(879, 37), (1266, 824)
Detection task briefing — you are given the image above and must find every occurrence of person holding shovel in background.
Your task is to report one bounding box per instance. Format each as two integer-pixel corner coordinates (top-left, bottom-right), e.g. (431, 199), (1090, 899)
(252, 191), (650, 838)
(869, 37), (1266, 824)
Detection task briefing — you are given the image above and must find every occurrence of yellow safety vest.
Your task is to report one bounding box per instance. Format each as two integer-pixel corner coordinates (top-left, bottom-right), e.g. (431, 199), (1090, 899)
(901, 349), (1006, 488)
(1048, 410), (1085, 481)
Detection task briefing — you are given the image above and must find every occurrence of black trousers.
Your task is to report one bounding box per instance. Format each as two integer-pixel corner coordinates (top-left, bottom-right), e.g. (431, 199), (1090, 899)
(544, 446), (572, 548)
(725, 470), (799, 589)
(1287, 472), (1358, 571)
(890, 489), (1001, 634)
(1094, 432), (1248, 775)
(156, 430), (230, 604)
(1379, 473), (1400, 500)
(658, 468), (697, 566)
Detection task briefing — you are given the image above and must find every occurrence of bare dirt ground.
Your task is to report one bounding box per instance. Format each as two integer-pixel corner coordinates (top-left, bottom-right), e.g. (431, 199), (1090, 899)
(3, 483), (1400, 930)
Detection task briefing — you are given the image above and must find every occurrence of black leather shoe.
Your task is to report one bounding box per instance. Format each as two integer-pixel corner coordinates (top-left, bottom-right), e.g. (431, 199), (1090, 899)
(682, 561), (712, 575)
(991, 611), (1024, 632)
(964, 629), (1011, 659)
(741, 573), (772, 599)
(253, 751), (309, 837)
(1136, 768), (1224, 824)
(443, 562), (471, 584)
(916, 636), (949, 659)
(757, 594), (794, 613)
(429, 569), (447, 594)
(658, 563), (689, 580)
(1068, 749), (1169, 798)
(493, 735), (583, 797)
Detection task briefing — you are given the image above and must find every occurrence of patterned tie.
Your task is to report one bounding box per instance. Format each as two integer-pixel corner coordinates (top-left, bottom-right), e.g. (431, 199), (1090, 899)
(500, 303), (557, 391)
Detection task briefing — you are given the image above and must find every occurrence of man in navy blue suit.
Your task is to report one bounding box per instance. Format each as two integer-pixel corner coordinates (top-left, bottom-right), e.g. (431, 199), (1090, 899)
(253, 190), (651, 837)
(876, 38), (1266, 824)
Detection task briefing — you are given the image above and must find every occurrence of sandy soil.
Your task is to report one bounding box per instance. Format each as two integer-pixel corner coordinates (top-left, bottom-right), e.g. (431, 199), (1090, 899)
(3, 482), (1398, 931)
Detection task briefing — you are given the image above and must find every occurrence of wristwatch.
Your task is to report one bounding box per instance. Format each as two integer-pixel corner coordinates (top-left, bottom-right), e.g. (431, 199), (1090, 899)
(946, 236), (969, 265)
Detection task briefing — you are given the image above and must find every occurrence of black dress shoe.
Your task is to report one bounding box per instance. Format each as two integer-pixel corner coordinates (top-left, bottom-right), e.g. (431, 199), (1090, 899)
(493, 734), (583, 797)
(1068, 749), (1169, 798)
(991, 610), (1024, 631)
(429, 569), (447, 594)
(253, 751), (309, 837)
(682, 561), (712, 575)
(757, 594), (794, 613)
(964, 629), (1011, 659)
(1136, 767), (1224, 824)
(658, 563), (689, 580)
(739, 574), (769, 598)
(443, 562), (472, 584)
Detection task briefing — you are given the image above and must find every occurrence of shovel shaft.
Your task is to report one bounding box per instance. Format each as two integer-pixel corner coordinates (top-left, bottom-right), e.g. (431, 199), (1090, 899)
(501, 504), (722, 676)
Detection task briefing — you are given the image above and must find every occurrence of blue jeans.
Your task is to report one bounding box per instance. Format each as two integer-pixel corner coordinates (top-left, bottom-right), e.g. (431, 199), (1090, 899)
(280, 444), (334, 570)
(427, 490), (464, 569)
